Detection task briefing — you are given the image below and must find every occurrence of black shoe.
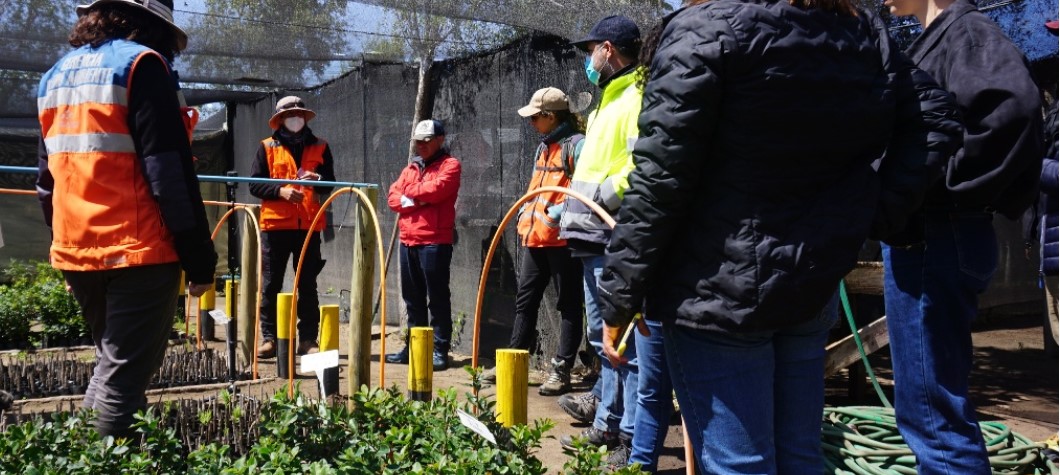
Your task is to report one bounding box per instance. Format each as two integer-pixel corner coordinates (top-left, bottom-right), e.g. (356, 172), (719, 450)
(432, 351), (448, 371)
(605, 436), (633, 471)
(558, 392), (599, 424)
(386, 346), (409, 364)
(559, 426), (619, 450)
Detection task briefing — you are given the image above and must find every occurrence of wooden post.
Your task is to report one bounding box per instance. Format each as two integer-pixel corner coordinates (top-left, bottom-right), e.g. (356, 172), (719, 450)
(238, 210), (259, 366)
(276, 292), (293, 379)
(408, 327), (433, 402)
(495, 349), (528, 427)
(349, 187), (378, 393)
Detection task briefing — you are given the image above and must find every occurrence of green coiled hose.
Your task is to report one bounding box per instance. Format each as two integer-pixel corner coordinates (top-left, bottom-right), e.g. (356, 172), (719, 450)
(822, 406), (1058, 474)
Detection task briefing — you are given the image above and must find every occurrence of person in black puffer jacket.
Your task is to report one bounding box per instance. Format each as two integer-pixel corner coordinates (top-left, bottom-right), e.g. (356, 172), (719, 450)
(594, 0), (963, 472)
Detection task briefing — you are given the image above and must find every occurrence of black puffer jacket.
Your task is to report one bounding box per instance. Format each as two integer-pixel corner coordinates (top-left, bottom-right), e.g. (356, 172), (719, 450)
(596, 0), (963, 332)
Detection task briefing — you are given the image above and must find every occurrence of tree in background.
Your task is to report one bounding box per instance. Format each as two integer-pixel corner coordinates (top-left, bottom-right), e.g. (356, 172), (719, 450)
(181, 0), (352, 89)
(0, 0), (72, 118)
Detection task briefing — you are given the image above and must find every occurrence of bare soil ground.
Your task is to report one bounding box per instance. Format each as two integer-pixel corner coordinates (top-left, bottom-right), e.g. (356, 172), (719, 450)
(8, 308), (1057, 474)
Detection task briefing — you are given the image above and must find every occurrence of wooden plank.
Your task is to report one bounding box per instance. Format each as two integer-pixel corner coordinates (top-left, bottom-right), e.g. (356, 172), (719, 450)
(824, 315), (889, 377)
(845, 261), (884, 295)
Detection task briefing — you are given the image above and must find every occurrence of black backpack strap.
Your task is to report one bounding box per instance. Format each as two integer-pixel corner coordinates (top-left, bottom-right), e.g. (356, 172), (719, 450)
(559, 133), (585, 179)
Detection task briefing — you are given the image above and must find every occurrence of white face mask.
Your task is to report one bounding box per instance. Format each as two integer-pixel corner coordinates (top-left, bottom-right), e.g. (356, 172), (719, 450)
(284, 116), (305, 133)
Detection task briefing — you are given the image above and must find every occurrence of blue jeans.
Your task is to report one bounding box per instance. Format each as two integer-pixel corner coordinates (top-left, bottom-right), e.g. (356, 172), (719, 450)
(665, 294), (838, 474)
(883, 211), (995, 475)
(583, 254), (638, 437)
(629, 320), (671, 472)
(400, 244), (453, 354)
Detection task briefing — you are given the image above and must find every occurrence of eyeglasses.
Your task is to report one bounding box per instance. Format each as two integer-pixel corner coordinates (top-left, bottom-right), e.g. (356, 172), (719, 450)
(529, 113), (551, 122)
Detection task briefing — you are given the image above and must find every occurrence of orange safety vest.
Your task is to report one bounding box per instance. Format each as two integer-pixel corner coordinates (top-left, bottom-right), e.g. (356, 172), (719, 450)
(37, 39), (179, 271)
(517, 136), (581, 247)
(258, 138), (328, 232)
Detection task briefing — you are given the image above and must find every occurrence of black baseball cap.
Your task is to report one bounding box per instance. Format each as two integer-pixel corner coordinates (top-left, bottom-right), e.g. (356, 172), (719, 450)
(571, 15), (641, 52)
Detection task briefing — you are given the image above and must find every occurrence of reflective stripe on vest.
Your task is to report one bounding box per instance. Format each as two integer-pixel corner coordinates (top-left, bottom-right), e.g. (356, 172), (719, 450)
(258, 139), (328, 232)
(37, 39), (179, 271)
(557, 72), (642, 245)
(517, 139), (576, 247)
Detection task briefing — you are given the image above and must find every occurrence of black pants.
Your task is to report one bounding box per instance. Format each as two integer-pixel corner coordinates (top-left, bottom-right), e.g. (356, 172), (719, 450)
(260, 230), (324, 342)
(64, 262), (180, 437)
(400, 243), (453, 354)
(510, 246), (584, 365)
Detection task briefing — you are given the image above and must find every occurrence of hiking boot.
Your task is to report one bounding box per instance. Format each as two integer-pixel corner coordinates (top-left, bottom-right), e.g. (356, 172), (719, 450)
(558, 392), (598, 424)
(257, 340), (276, 359)
(559, 426), (618, 450)
(605, 436), (633, 471)
(297, 340), (319, 355)
(539, 358), (572, 396)
(385, 346), (409, 364)
(432, 351), (449, 371)
(480, 367), (496, 384)
(528, 370), (547, 386)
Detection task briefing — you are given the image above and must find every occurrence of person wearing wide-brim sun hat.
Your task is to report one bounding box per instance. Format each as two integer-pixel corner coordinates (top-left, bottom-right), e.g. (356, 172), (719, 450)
(249, 95), (336, 360)
(36, 0), (217, 438)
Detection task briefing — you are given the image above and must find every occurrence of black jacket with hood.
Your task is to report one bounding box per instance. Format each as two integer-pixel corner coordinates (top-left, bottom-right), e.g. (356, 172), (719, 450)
(904, 0), (1043, 222)
(596, 0), (963, 332)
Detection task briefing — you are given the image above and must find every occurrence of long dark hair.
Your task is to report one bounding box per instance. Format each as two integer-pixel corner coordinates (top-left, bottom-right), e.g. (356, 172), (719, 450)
(554, 109), (587, 134)
(637, 0), (855, 88)
(69, 4), (180, 61)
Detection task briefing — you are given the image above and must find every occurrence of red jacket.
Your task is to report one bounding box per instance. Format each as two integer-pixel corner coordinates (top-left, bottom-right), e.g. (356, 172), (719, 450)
(387, 151), (461, 245)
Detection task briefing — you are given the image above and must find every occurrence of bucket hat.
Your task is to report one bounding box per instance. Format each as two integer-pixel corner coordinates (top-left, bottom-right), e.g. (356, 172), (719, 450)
(76, 0), (188, 51)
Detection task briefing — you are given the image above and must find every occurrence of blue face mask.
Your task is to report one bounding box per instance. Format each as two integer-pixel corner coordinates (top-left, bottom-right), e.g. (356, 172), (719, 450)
(584, 55), (601, 86)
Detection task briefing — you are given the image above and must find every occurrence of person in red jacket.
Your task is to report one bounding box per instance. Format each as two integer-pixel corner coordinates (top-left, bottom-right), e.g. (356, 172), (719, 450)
(386, 120), (462, 371)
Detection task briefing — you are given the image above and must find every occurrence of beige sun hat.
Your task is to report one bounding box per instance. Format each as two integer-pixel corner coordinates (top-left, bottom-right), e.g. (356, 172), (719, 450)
(517, 87), (571, 117)
(76, 0), (188, 51)
(268, 96), (317, 130)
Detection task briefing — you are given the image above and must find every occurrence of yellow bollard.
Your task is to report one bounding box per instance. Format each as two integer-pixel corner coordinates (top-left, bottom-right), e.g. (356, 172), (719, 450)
(276, 292), (293, 378)
(198, 285), (217, 342)
(495, 349), (529, 427)
(320, 305), (340, 351)
(408, 327), (434, 402)
(225, 279), (240, 318)
(319, 304), (340, 396)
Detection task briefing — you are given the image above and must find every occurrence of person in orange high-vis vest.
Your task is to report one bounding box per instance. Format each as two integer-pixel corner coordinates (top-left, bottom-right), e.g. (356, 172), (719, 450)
(250, 96), (336, 359)
(486, 87), (585, 396)
(36, 0), (216, 438)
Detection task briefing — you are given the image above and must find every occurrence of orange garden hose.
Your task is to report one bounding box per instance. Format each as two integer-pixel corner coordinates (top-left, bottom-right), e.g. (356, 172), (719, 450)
(473, 186), (701, 475)
(286, 187), (388, 397)
(471, 186), (615, 380)
(208, 205), (263, 379)
(0, 189), (37, 196)
(0, 185), (389, 395)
